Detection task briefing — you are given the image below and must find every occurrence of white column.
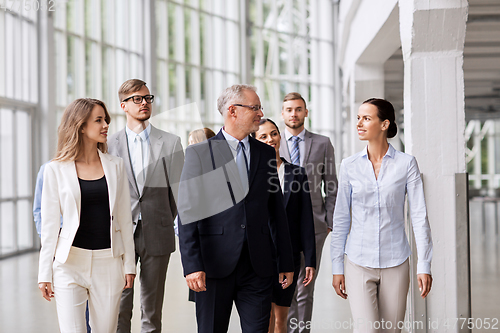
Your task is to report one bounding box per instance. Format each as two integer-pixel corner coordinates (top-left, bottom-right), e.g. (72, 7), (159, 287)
(144, 0), (157, 93)
(318, 0), (335, 138)
(37, 6), (56, 163)
(347, 63), (385, 156)
(399, 1), (469, 331)
(473, 121), (482, 189)
(487, 121), (496, 196)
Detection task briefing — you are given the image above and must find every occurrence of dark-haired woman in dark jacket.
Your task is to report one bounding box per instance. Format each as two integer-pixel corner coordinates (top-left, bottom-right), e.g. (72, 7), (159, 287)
(331, 98), (433, 333)
(252, 118), (316, 333)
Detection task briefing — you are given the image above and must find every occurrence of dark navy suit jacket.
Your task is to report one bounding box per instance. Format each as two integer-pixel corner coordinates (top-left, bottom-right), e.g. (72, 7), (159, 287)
(281, 159), (316, 268)
(178, 131), (294, 279)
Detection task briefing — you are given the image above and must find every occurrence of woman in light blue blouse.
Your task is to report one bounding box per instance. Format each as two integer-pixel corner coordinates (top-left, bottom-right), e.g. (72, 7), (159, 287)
(331, 98), (432, 333)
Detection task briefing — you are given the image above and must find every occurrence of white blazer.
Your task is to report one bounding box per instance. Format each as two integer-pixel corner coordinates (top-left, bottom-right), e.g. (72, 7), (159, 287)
(38, 150), (136, 283)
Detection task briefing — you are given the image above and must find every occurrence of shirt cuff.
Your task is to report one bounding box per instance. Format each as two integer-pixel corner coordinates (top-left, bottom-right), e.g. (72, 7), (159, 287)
(417, 261), (431, 275)
(332, 262), (345, 275)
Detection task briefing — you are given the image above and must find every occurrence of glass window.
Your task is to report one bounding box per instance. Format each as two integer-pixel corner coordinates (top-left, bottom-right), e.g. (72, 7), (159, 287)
(0, 108), (33, 257)
(249, 0), (334, 123)
(54, 0), (144, 130)
(154, 0), (241, 143)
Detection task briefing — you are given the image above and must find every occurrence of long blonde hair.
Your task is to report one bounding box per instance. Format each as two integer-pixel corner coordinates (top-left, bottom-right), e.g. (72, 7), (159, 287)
(54, 98), (111, 162)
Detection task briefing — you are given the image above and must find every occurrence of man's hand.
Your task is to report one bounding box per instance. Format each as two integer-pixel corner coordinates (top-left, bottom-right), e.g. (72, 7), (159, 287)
(417, 273), (432, 298)
(332, 274), (347, 299)
(39, 282), (54, 301)
(124, 274), (135, 289)
(186, 271), (206, 292)
(303, 267), (315, 287)
(279, 272), (294, 289)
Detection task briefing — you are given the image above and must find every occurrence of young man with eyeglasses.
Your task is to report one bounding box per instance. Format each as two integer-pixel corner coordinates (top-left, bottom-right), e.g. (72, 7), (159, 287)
(279, 92), (338, 333)
(108, 79), (184, 333)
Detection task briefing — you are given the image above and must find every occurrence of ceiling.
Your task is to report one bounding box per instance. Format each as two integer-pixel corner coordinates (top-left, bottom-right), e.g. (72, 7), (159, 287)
(384, 0), (500, 121)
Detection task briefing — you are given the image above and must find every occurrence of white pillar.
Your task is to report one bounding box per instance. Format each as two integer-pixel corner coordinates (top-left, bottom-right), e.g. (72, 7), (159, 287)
(487, 121), (496, 196)
(309, 0), (335, 138)
(473, 121), (482, 189)
(399, 1), (469, 331)
(347, 63), (385, 155)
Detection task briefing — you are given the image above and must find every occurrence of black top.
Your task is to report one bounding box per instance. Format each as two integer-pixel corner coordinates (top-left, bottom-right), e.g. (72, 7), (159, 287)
(72, 176), (111, 250)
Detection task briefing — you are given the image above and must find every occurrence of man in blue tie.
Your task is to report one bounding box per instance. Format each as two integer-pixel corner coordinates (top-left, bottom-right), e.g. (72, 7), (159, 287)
(178, 84), (295, 333)
(279, 92), (338, 333)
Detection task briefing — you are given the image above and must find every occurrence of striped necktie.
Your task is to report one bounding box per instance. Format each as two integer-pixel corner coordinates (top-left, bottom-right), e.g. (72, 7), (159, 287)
(290, 136), (301, 166)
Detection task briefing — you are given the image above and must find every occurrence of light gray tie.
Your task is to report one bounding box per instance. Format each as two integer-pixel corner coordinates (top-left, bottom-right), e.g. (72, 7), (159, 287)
(134, 135), (145, 194)
(236, 142), (249, 194)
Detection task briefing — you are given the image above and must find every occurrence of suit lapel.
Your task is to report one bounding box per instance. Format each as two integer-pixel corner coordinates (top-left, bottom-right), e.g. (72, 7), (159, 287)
(210, 132), (239, 184)
(99, 150), (117, 213)
(248, 136), (261, 186)
(210, 136), (234, 169)
(115, 129), (139, 196)
(283, 161), (293, 206)
(144, 126), (164, 190)
(303, 130), (313, 165)
(280, 135), (291, 163)
(62, 162), (81, 215)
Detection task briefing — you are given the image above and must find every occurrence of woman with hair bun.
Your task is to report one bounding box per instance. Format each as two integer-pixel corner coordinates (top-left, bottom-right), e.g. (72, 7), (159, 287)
(331, 98), (433, 333)
(252, 118), (316, 333)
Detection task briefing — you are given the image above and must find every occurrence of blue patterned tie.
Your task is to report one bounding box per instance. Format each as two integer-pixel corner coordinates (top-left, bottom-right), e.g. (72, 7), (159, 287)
(290, 136), (301, 166)
(237, 142), (249, 193)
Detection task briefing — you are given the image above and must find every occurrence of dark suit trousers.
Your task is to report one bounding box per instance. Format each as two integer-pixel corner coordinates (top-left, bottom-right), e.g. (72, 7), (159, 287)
(287, 231), (328, 333)
(195, 242), (273, 333)
(117, 221), (171, 333)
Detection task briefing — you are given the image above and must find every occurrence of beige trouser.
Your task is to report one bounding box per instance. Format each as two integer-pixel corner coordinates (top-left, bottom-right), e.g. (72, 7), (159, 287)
(52, 246), (125, 333)
(345, 257), (410, 333)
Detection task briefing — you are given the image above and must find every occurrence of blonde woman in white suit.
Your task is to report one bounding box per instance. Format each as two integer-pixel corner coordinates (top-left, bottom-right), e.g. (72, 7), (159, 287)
(38, 98), (136, 333)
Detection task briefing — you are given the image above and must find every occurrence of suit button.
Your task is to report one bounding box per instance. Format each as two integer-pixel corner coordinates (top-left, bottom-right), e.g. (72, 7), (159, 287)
(241, 224), (246, 229)
(139, 198), (143, 202)
(133, 222), (137, 225)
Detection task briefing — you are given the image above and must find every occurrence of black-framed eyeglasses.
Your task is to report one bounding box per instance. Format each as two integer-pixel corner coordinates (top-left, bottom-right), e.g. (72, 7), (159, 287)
(122, 94), (155, 104)
(231, 104), (263, 112)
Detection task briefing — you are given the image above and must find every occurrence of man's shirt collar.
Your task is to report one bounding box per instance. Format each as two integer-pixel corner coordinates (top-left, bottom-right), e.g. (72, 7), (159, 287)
(284, 127), (306, 141)
(222, 127), (249, 151)
(126, 123), (151, 142)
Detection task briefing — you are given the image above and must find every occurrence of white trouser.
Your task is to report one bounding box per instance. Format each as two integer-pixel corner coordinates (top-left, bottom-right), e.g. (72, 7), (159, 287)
(345, 256), (410, 333)
(53, 246), (125, 333)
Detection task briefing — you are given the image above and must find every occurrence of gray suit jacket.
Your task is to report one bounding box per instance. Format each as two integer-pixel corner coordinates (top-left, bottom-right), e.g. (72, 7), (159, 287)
(279, 129), (337, 234)
(108, 125), (184, 256)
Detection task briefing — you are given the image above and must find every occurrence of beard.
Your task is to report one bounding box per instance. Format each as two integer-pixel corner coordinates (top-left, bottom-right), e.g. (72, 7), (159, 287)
(131, 110), (151, 122)
(285, 118), (304, 129)
(250, 122), (260, 133)
(236, 119), (260, 137)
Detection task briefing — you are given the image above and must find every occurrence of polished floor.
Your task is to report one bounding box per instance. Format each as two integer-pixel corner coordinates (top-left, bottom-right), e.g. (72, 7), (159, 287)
(0, 201), (498, 332)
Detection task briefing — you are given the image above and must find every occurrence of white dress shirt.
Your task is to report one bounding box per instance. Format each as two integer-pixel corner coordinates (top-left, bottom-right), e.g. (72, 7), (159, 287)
(125, 123), (151, 186)
(284, 128), (305, 167)
(278, 162), (285, 194)
(221, 128), (251, 165)
(330, 144), (433, 275)
(126, 123), (151, 221)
